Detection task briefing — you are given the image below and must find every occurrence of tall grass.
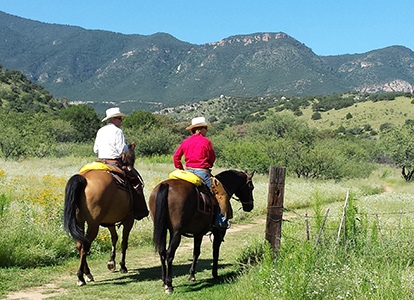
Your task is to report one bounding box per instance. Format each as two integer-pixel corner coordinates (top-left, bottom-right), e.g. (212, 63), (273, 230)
(0, 156), (161, 268)
(2, 157), (414, 298)
(228, 178), (414, 299)
(0, 156), (259, 269)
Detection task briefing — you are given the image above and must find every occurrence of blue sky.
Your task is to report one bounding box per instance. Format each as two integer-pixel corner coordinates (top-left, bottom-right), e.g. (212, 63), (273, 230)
(0, 0), (412, 56)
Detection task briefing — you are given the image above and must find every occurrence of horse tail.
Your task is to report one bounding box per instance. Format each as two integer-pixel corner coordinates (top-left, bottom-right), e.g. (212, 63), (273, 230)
(153, 183), (169, 253)
(63, 174), (89, 245)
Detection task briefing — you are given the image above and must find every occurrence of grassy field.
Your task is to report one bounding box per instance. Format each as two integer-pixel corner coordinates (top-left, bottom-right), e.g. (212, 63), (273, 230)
(298, 96), (414, 132)
(2, 157), (414, 299)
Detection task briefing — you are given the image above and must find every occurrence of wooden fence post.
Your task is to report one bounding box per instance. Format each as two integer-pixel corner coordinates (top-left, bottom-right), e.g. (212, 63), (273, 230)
(265, 166), (286, 252)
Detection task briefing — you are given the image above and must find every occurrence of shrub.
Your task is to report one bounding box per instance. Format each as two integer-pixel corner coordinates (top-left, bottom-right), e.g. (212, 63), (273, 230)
(311, 111), (322, 120)
(58, 104), (100, 142)
(126, 126), (181, 157)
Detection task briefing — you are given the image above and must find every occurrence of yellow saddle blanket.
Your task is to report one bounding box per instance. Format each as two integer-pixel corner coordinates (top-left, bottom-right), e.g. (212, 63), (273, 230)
(79, 162), (114, 173)
(169, 169), (203, 186)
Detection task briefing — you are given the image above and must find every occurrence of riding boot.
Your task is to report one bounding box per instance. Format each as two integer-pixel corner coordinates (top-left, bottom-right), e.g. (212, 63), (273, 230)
(123, 166), (149, 220)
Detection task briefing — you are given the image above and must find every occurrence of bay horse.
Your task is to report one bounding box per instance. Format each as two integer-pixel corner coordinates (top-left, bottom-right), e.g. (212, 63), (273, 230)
(63, 144), (145, 286)
(149, 170), (254, 293)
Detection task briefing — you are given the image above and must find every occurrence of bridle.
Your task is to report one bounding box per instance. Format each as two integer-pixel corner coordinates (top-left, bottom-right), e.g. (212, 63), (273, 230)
(232, 173), (254, 206)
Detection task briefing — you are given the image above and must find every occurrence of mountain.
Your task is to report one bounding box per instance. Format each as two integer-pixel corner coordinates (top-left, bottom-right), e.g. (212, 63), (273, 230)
(1, 11), (414, 113)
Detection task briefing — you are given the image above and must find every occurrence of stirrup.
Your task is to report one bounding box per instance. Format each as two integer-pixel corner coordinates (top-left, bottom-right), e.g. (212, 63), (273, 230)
(215, 220), (230, 229)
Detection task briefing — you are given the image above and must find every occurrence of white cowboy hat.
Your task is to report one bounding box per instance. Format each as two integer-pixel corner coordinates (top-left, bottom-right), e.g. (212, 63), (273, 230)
(185, 116), (212, 130)
(101, 107), (126, 122)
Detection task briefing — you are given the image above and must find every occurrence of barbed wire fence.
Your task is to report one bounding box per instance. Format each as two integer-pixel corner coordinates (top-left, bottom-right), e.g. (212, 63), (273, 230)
(264, 166), (414, 252)
(278, 204), (414, 248)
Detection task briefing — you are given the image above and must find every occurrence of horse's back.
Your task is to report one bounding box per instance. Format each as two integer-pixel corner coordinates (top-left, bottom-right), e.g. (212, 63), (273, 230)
(79, 170), (130, 223)
(149, 178), (195, 212)
(149, 178), (212, 235)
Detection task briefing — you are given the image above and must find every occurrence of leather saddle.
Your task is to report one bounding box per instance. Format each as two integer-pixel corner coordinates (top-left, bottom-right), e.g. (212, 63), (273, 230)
(195, 184), (218, 216)
(79, 161), (128, 191)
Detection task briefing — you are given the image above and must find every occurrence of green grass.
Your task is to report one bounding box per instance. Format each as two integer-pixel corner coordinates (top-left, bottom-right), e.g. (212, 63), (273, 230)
(298, 96), (414, 132)
(2, 158), (414, 299)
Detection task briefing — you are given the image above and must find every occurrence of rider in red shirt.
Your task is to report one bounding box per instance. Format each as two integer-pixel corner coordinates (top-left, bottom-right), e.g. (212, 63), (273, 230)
(173, 117), (227, 227)
(173, 116), (215, 187)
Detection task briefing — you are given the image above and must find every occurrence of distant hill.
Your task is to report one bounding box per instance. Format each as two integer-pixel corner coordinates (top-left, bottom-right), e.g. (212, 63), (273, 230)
(1, 10), (414, 114)
(155, 92), (414, 133)
(0, 65), (64, 113)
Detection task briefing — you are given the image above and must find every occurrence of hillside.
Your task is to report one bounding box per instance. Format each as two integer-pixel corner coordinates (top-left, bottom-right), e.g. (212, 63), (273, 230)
(0, 65), (65, 113)
(298, 96), (414, 132)
(1, 11), (414, 114)
(156, 92), (414, 133)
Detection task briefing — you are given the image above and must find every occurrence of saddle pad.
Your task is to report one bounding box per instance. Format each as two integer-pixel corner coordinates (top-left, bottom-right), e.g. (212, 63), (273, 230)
(169, 169), (202, 186)
(79, 161), (112, 173)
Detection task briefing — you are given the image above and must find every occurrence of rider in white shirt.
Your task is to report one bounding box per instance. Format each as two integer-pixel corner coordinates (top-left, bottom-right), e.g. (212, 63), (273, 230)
(94, 108), (128, 160)
(94, 107), (148, 221)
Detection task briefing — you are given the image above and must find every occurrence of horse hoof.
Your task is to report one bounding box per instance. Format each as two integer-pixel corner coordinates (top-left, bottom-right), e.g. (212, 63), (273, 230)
(77, 280), (86, 287)
(120, 268), (128, 274)
(165, 287), (174, 294)
(85, 274), (94, 282)
(188, 275), (196, 282)
(107, 261), (116, 271)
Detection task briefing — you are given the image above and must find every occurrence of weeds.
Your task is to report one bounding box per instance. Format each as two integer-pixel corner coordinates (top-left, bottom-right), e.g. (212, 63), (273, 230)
(229, 185), (414, 299)
(2, 158), (414, 298)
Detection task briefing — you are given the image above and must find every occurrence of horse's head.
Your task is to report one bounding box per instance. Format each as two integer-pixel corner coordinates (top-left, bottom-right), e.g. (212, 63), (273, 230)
(234, 171), (255, 212)
(122, 142), (136, 166)
(215, 170), (255, 212)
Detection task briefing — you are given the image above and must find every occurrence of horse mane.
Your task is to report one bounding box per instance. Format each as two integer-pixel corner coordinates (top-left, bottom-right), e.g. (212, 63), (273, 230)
(215, 170), (245, 188)
(123, 143), (136, 166)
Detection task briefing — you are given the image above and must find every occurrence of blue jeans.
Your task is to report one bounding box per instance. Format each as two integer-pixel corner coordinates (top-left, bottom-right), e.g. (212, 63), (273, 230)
(186, 169), (212, 188)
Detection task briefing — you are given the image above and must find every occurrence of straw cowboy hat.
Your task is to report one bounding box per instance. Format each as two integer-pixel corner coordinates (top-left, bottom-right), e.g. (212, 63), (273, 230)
(102, 107), (126, 122)
(185, 116), (212, 130)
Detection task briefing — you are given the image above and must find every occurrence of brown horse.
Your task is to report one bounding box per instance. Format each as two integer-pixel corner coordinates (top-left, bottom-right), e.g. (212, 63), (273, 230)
(149, 170), (254, 293)
(63, 144), (146, 286)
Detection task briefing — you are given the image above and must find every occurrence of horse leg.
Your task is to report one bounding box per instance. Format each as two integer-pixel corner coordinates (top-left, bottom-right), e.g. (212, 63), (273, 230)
(107, 226), (118, 271)
(76, 240), (87, 286)
(212, 228), (227, 278)
(119, 218), (134, 274)
(76, 225), (99, 286)
(156, 228), (167, 290)
(75, 222), (91, 286)
(164, 230), (182, 293)
(188, 236), (203, 282)
(76, 239), (95, 286)
(159, 247), (167, 290)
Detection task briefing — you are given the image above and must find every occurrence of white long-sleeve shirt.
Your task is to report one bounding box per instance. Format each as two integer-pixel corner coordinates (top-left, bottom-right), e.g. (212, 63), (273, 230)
(93, 123), (128, 159)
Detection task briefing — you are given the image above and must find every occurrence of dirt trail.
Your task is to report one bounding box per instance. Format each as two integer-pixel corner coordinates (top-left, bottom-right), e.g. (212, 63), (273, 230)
(5, 284), (66, 300)
(5, 219), (265, 299)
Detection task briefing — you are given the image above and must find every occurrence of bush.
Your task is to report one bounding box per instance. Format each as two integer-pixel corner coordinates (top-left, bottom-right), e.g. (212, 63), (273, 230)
(216, 139), (272, 173)
(311, 111), (322, 120)
(126, 126), (181, 156)
(58, 104), (100, 142)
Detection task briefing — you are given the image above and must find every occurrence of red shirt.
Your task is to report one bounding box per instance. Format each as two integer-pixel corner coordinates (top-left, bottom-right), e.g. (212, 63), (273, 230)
(173, 133), (215, 169)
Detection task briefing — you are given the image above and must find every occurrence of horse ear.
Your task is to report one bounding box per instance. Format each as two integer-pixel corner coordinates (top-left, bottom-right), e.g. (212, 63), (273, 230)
(248, 170), (255, 179)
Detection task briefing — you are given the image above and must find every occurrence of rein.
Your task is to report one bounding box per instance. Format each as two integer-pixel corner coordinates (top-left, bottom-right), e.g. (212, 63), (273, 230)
(227, 172), (254, 206)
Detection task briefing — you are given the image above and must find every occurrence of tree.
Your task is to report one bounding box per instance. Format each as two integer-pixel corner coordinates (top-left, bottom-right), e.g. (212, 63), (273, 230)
(122, 110), (160, 131)
(381, 125), (414, 181)
(59, 104), (100, 142)
(0, 110), (57, 159)
(311, 112), (322, 120)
